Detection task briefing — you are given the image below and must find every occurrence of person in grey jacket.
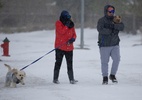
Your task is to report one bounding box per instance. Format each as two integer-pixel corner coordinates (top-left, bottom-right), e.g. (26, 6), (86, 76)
(97, 5), (124, 84)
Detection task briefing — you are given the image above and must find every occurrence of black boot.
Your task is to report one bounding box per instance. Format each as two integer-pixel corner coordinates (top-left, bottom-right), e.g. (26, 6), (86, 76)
(102, 76), (108, 85)
(53, 79), (60, 84)
(109, 74), (118, 83)
(53, 70), (60, 84)
(68, 71), (78, 84)
(70, 79), (78, 84)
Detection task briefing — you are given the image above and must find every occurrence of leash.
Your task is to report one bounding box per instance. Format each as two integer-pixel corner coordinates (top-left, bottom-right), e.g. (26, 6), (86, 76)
(20, 42), (67, 71)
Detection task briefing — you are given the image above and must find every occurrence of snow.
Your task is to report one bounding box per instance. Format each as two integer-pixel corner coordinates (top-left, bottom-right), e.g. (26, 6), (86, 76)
(0, 28), (142, 100)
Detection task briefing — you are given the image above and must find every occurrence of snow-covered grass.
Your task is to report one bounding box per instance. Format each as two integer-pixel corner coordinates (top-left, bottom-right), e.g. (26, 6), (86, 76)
(0, 28), (142, 100)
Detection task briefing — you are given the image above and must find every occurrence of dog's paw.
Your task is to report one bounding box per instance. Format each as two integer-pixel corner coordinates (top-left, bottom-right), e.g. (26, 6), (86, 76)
(21, 83), (25, 85)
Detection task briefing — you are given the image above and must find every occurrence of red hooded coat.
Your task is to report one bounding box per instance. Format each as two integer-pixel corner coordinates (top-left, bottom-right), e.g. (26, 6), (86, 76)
(55, 20), (77, 51)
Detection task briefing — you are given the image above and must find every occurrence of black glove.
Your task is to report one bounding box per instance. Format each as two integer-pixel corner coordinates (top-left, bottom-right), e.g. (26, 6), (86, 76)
(65, 20), (74, 28)
(104, 23), (114, 30)
(68, 38), (75, 44)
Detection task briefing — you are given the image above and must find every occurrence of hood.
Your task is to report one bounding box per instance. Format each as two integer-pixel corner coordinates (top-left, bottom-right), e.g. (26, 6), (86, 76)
(59, 10), (71, 25)
(104, 5), (115, 18)
(60, 10), (71, 20)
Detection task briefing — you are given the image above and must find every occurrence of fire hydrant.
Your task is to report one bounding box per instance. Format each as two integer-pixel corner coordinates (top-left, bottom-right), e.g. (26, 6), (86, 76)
(1, 37), (10, 56)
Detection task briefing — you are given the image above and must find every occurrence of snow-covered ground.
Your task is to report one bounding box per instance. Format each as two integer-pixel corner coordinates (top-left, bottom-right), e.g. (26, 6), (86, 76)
(0, 28), (142, 100)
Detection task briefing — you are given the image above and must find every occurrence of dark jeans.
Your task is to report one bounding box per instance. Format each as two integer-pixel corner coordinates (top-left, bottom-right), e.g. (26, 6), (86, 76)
(53, 49), (74, 81)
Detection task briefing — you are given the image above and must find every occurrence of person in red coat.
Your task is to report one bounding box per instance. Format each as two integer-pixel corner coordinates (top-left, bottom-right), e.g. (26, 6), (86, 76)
(53, 10), (77, 84)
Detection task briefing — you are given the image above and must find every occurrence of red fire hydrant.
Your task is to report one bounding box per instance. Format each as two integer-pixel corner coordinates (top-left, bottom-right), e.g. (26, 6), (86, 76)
(1, 37), (10, 56)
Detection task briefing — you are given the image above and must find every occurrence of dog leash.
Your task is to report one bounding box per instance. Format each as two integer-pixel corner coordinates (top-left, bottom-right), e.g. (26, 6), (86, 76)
(20, 42), (67, 71)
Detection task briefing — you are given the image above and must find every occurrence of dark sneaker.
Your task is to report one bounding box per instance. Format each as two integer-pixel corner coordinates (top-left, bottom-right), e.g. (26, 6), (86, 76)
(102, 76), (108, 85)
(70, 79), (78, 84)
(53, 80), (60, 84)
(109, 74), (118, 83)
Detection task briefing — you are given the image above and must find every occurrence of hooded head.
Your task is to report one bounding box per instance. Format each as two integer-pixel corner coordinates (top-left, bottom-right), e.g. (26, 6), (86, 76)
(60, 10), (71, 25)
(104, 5), (115, 19)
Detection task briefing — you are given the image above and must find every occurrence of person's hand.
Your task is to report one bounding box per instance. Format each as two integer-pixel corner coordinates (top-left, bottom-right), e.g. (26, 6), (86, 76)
(104, 23), (114, 30)
(67, 38), (75, 44)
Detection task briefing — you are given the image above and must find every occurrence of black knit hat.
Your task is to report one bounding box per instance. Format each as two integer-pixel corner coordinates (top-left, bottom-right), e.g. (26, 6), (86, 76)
(60, 10), (71, 25)
(60, 10), (71, 19)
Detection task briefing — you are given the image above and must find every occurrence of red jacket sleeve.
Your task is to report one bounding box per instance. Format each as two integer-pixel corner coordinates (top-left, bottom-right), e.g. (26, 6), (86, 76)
(71, 28), (77, 39)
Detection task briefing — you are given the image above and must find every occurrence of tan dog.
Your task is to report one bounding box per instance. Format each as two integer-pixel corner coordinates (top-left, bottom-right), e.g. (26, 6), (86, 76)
(113, 15), (121, 23)
(4, 64), (26, 88)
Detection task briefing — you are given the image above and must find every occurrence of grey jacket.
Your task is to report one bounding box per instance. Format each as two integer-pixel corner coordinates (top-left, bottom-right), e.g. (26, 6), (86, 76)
(6, 71), (20, 84)
(97, 5), (124, 47)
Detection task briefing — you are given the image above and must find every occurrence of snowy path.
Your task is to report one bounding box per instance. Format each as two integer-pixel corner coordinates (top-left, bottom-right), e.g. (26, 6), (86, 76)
(0, 29), (142, 100)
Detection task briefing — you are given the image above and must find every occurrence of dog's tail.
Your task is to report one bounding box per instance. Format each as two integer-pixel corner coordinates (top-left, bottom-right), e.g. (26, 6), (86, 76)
(4, 64), (12, 71)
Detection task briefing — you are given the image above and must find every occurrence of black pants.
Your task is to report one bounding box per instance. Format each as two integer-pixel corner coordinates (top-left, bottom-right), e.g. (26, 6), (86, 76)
(53, 49), (74, 81)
